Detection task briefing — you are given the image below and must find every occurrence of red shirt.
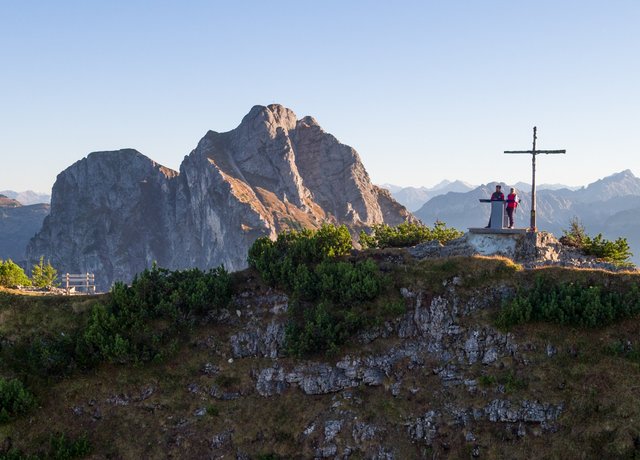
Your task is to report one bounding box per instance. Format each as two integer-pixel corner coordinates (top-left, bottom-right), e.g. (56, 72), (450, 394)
(507, 193), (518, 209)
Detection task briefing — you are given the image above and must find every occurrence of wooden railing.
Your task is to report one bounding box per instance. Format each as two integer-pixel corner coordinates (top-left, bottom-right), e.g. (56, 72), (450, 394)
(64, 273), (96, 295)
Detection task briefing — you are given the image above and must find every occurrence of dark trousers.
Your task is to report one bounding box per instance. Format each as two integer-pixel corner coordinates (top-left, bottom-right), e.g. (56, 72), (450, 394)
(506, 207), (515, 227)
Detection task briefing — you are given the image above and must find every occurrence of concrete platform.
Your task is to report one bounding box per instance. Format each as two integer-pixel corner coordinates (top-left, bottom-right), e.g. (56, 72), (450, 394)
(468, 227), (529, 235)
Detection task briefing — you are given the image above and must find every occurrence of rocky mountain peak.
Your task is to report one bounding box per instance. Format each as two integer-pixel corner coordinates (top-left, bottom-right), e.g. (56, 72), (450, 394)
(239, 104), (299, 136)
(27, 104), (413, 290)
(580, 169), (640, 201)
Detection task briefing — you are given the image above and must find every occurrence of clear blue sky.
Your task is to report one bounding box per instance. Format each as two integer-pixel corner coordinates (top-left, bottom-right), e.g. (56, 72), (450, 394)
(1, 1), (639, 192)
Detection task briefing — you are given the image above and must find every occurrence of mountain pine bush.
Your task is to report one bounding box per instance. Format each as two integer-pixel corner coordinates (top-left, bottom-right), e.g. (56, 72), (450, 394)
(0, 378), (36, 423)
(561, 217), (633, 265)
(78, 264), (231, 364)
(248, 224), (403, 357)
(497, 275), (640, 329)
(359, 221), (463, 249)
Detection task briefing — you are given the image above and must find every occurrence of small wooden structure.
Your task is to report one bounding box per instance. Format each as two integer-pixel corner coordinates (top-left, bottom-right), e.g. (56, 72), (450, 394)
(64, 273), (96, 295)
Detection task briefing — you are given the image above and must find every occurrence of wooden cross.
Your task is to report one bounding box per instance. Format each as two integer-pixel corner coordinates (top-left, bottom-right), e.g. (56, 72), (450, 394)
(504, 127), (566, 231)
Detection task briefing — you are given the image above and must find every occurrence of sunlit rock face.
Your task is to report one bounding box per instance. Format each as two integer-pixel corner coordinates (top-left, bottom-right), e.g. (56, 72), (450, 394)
(27, 104), (413, 290)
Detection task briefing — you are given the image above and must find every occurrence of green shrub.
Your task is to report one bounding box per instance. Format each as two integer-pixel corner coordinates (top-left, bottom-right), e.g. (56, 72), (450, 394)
(0, 259), (31, 288)
(313, 259), (382, 305)
(248, 224), (353, 289)
(286, 300), (358, 358)
(582, 233), (633, 265)
(31, 256), (58, 289)
(0, 378), (36, 423)
(248, 224), (404, 357)
(560, 218), (633, 265)
(497, 275), (640, 329)
(14, 335), (77, 377)
(359, 221), (463, 249)
(77, 264), (231, 364)
(478, 375), (497, 387)
(284, 258), (392, 357)
(48, 432), (92, 459)
(0, 433), (91, 459)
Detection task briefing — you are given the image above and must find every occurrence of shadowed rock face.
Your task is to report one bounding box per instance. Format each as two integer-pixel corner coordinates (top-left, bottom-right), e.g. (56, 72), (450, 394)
(0, 197), (49, 265)
(27, 105), (413, 290)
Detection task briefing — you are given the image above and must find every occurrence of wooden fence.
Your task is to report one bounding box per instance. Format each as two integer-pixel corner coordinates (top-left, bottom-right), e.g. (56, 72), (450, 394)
(64, 273), (96, 295)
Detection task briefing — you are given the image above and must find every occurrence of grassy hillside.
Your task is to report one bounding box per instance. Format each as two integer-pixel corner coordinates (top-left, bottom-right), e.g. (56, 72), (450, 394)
(0, 253), (640, 458)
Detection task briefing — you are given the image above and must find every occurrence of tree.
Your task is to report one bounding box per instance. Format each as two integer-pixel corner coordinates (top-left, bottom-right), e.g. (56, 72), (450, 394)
(0, 259), (31, 288)
(559, 216), (586, 248)
(31, 256), (58, 288)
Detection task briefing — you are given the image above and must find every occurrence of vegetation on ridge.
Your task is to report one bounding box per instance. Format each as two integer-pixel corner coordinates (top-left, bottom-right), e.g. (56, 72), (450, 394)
(359, 220), (464, 249)
(248, 224), (403, 357)
(0, 258), (58, 289)
(560, 217), (633, 265)
(497, 273), (640, 329)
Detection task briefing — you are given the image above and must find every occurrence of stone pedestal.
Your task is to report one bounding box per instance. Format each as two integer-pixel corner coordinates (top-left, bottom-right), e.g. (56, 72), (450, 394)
(479, 199), (506, 229)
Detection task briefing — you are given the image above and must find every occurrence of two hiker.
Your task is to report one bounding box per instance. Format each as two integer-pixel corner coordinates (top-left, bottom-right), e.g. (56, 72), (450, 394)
(486, 185), (519, 228)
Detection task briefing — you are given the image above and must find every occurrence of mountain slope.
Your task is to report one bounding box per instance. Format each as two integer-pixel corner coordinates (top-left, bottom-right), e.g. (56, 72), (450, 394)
(26, 105), (413, 290)
(2, 251), (640, 458)
(0, 196), (50, 265)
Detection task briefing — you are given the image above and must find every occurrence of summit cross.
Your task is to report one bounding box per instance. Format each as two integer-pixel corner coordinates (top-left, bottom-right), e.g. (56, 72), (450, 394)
(504, 127), (566, 231)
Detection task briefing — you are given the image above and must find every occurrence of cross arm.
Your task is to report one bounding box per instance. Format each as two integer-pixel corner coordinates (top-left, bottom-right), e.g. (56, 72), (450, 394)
(504, 150), (566, 154)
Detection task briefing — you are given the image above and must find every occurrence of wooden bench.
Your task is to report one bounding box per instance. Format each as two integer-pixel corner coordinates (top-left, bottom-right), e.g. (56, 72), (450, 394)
(64, 273), (96, 295)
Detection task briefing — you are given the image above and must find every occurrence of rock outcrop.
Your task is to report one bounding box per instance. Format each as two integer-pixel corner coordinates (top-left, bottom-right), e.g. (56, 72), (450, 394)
(407, 231), (637, 272)
(27, 105), (413, 290)
(205, 275), (564, 457)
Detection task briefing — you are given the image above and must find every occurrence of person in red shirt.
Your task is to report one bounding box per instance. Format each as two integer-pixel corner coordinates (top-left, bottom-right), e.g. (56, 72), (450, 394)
(506, 187), (519, 228)
(485, 185), (505, 228)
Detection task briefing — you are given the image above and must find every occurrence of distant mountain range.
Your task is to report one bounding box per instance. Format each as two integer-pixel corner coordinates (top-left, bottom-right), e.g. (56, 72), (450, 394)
(380, 180), (475, 211)
(383, 181), (583, 211)
(413, 169), (640, 264)
(0, 190), (50, 205)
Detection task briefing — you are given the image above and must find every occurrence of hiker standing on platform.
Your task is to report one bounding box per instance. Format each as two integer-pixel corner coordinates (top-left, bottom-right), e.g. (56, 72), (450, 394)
(485, 185), (504, 228)
(506, 187), (519, 228)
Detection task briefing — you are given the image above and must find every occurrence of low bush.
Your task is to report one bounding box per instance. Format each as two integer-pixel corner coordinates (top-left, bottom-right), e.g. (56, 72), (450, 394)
(12, 334), (77, 378)
(0, 432), (91, 459)
(77, 265), (231, 364)
(314, 259), (382, 305)
(582, 234), (633, 265)
(497, 275), (640, 329)
(248, 224), (404, 357)
(47, 432), (92, 459)
(286, 300), (363, 357)
(0, 259), (31, 288)
(285, 258), (388, 357)
(561, 217), (633, 265)
(0, 377), (36, 423)
(359, 221), (463, 249)
(248, 224), (352, 288)
(603, 340), (640, 364)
